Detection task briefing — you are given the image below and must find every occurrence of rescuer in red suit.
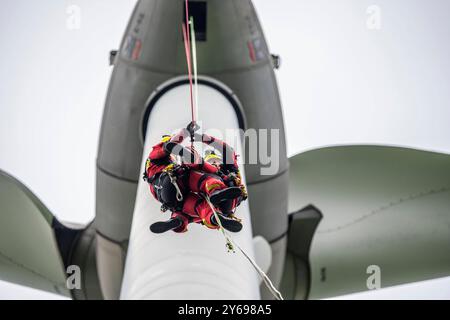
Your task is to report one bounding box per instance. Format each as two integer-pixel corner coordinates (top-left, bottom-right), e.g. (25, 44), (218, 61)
(143, 123), (247, 234)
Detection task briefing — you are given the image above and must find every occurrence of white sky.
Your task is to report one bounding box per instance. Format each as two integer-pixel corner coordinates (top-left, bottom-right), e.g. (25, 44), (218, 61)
(0, 0), (449, 299)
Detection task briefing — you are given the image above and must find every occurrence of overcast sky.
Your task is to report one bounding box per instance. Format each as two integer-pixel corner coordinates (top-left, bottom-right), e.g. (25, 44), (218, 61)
(0, 0), (449, 299)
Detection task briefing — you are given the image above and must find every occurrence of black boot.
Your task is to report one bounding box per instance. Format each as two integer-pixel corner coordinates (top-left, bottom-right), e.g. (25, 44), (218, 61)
(211, 214), (243, 233)
(209, 187), (242, 205)
(150, 218), (183, 234)
(217, 199), (234, 217)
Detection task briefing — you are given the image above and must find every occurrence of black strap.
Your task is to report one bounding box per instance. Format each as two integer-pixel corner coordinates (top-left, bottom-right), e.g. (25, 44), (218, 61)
(152, 173), (184, 212)
(150, 156), (172, 166)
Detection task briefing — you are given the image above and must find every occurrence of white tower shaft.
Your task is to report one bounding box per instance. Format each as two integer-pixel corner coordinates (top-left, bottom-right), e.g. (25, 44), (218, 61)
(120, 80), (260, 299)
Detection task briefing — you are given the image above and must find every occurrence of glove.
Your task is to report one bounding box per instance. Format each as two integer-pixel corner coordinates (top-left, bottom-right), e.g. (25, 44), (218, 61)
(186, 121), (200, 137)
(221, 163), (239, 174)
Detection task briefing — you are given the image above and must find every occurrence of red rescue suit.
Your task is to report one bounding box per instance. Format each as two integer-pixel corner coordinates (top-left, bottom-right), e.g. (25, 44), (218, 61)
(144, 129), (245, 233)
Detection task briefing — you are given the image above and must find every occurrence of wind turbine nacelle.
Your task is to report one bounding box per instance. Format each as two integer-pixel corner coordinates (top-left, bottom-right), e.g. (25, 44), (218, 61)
(95, 0), (288, 299)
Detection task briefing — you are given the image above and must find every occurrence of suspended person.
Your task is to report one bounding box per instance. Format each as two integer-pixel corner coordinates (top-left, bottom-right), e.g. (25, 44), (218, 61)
(143, 123), (246, 233)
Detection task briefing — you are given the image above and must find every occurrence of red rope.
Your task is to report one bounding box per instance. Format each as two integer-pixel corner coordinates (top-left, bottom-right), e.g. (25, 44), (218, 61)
(183, 0), (195, 123)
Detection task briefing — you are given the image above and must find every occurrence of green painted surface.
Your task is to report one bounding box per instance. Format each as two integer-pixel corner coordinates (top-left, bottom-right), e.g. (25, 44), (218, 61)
(288, 146), (450, 299)
(0, 170), (70, 297)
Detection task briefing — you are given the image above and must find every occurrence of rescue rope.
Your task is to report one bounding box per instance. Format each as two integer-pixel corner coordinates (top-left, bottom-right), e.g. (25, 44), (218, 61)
(203, 195), (284, 301)
(183, 0), (196, 124)
(182, 1), (282, 300)
(189, 17), (199, 122)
